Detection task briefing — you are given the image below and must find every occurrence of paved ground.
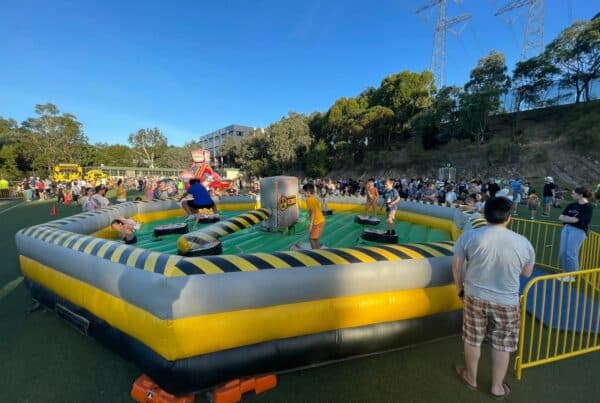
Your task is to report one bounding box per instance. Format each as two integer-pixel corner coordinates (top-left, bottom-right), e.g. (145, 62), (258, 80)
(1, 197), (598, 402)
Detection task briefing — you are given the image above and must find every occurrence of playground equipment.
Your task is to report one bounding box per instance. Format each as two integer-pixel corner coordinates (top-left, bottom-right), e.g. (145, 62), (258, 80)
(180, 149), (231, 191)
(52, 164), (83, 182)
(84, 169), (109, 184)
(16, 180), (483, 396)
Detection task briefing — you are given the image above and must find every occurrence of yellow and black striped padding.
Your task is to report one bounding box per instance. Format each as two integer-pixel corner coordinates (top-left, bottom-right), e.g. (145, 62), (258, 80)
(173, 241), (455, 275)
(20, 223), (454, 276)
(470, 217), (488, 229)
(178, 208), (270, 253)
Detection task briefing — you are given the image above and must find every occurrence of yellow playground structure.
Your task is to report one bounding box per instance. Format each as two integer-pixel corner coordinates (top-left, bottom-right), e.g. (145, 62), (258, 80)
(52, 164), (83, 182)
(52, 165), (109, 183)
(84, 169), (110, 184)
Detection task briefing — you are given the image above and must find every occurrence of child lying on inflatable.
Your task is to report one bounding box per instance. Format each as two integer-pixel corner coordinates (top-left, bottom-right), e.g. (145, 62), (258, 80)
(111, 216), (140, 244)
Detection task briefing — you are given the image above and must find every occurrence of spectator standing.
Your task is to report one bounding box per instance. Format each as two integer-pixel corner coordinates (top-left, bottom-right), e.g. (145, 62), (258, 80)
(116, 178), (127, 203)
(558, 187), (594, 282)
(542, 177), (556, 217)
(452, 197), (534, 399)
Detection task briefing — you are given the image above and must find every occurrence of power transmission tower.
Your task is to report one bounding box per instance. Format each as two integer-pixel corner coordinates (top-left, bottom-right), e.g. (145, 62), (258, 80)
(417, 1), (472, 88)
(495, 0), (545, 60)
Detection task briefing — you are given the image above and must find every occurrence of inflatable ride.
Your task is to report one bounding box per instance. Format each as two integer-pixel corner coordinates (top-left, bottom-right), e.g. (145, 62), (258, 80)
(16, 176), (483, 395)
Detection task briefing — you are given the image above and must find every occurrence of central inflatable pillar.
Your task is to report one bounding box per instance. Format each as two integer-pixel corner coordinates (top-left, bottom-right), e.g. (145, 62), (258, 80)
(259, 176), (299, 231)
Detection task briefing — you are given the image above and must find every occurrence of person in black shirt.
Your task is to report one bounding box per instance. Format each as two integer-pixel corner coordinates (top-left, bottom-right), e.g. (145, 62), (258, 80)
(558, 187), (594, 281)
(487, 178), (500, 198)
(541, 177), (556, 216)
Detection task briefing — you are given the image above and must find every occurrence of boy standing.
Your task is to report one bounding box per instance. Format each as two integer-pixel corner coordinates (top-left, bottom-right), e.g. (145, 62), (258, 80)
(365, 178), (379, 218)
(383, 178), (401, 236)
(528, 192), (540, 220)
(303, 183), (325, 249)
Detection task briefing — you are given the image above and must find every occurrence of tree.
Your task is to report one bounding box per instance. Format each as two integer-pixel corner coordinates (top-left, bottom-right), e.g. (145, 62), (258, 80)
(372, 70), (435, 134)
(303, 139), (330, 178)
(264, 112), (312, 173)
(128, 128), (168, 168)
(91, 143), (135, 166)
(158, 146), (192, 169)
(20, 103), (89, 173)
(546, 18), (600, 102)
(512, 54), (560, 111)
(359, 105), (395, 150)
(460, 51), (511, 143)
(322, 97), (366, 161)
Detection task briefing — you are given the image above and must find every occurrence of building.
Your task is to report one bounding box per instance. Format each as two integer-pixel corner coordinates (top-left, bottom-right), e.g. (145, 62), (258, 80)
(198, 124), (261, 167)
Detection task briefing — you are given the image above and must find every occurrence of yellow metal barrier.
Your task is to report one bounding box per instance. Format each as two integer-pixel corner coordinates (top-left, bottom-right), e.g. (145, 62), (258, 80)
(509, 218), (563, 271)
(515, 269), (600, 380)
(510, 218), (600, 380)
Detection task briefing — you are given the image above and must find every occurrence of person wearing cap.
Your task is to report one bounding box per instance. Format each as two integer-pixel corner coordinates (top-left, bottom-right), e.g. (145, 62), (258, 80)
(542, 177), (556, 217)
(92, 185), (111, 209)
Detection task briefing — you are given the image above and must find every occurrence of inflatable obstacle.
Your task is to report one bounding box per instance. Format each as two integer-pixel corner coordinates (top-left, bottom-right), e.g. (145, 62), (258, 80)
(361, 228), (399, 244)
(153, 222), (189, 237)
(16, 188), (481, 394)
(322, 209), (333, 216)
(354, 215), (381, 226)
(196, 213), (220, 224)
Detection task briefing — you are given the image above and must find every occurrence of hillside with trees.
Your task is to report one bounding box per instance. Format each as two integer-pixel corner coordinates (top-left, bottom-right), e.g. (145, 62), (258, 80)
(1, 16), (598, 186)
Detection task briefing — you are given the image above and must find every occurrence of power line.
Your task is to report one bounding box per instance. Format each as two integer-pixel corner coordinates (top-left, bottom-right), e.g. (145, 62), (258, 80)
(416, 0), (472, 87)
(494, 0), (545, 60)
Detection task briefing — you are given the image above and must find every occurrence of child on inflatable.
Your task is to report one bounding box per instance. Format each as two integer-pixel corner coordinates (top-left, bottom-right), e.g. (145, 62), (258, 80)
(111, 217), (140, 244)
(179, 178), (218, 221)
(303, 183), (325, 250)
(365, 178), (379, 218)
(383, 178), (400, 236)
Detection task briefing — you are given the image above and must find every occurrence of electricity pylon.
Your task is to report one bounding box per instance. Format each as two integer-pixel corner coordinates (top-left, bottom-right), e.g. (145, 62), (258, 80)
(417, 0), (472, 88)
(495, 0), (545, 60)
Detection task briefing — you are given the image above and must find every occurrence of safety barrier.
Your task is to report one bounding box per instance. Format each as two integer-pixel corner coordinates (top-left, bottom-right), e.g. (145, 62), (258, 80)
(515, 269), (600, 380)
(513, 217), (600, 379)
(508, 218), (563, 270)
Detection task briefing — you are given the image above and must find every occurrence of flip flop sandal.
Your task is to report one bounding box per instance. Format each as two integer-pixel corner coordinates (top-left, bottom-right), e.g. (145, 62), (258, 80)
(454, 365), (477, 391)
(491, 383), (512, 400)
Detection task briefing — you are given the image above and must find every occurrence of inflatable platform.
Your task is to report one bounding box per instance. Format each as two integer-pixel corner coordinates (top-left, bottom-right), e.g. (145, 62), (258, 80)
(15, 177), (483, 394)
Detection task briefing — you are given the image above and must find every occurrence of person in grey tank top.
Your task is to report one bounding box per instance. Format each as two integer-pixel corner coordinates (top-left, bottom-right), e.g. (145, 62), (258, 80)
(452, 197), (535, 399)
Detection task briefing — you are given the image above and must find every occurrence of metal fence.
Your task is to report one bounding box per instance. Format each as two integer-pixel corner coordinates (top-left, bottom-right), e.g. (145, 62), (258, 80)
(511, 218), (600, 380)
(501, 77), (599, 112)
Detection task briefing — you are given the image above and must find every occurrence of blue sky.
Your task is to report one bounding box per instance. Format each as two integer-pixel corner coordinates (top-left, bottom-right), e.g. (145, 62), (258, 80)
(0, 0), (595, 146)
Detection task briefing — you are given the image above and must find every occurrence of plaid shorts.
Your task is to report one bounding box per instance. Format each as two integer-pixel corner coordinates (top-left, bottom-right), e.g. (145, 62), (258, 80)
(462, 295), (520, 352)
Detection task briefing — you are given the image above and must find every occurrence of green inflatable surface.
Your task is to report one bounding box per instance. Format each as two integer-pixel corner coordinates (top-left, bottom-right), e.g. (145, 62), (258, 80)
(132, 211), (452, 254)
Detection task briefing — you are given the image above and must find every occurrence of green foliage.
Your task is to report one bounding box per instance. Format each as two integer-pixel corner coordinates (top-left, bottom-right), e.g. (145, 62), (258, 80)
(512, 54), (560, 110)
(461, 51), (511, 144)
(532, 149), (550, 163)
(128, 128), (168, 168)
(0, 143), (21, 179)
(565, 113), (600, 150)
(265, 112), (312, 172)
(91, 143), (135, 166)
(486, 136), (514, 163)
(546, 18), (600, 102)
(304, 139), (330, 178)
(20, 103), (89, 173)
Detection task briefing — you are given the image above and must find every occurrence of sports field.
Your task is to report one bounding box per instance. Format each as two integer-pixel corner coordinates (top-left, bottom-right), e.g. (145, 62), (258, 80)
(1, 196), (599, 402)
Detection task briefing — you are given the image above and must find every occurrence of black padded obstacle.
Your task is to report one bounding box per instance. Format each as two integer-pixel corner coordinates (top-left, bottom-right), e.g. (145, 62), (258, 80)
(322, 209), (333, 216)
(153, 222), (189, 237)
(354, 215), (381, 226)
(196, 214), (221, 224)
(361, 228), (398, 244)
(186, 240), (223, 256)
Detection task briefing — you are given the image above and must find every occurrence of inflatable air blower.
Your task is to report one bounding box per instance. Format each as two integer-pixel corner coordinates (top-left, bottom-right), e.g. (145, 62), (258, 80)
(259, 176), (299, 231)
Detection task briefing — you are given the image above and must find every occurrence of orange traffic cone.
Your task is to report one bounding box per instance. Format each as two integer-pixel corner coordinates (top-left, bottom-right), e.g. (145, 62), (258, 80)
(51, 204), (58, 216)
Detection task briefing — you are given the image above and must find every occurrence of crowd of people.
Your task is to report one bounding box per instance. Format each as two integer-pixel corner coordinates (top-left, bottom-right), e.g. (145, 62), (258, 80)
(300, 175), (577, 219)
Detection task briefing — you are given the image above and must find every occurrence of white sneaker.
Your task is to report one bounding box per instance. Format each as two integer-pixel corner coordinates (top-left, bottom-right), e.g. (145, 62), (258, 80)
(185, 214), (196, 221)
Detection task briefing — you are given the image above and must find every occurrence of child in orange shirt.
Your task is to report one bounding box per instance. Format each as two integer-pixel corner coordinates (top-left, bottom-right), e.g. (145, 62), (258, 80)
(365, 178), (379, 218)
(528, 192), (540, 220)
(303, 183), (325, 249)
